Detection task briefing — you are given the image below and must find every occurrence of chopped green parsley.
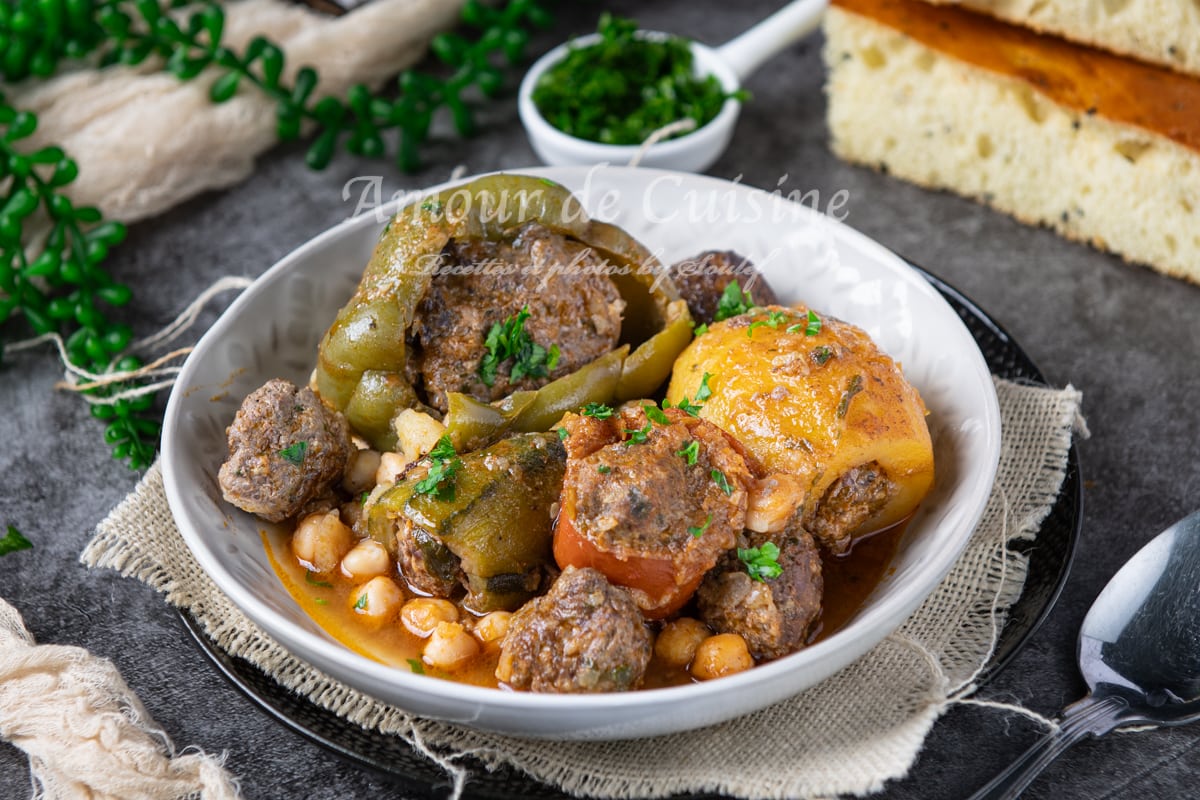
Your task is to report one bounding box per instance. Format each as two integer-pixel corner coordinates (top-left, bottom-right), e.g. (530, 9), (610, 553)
(643, 403), (670, 425)
(837, 374), (864, 418)
(597, 465), (611, 474)
(354, 593), (368, 610)
(278, 441), (308, 465)
(812, 345), (833, 366)
(407, 658), (425, 674)
(478, 306), (561, 387)
(715, 280), (755, 321)
(693, 322), (709, 336)
(0, 525), (32, 557)
(711, 468), (733, 496)
(557, 427), (570, 441)
(676, 440), (700, 466)
(305, 570), (333, 589)
(739, 542), (783, 582)
(688, 514), (712, 538)
(414, 434), (463, 502)
(747, 309), (788, 338)
(582, 402), (615, 420)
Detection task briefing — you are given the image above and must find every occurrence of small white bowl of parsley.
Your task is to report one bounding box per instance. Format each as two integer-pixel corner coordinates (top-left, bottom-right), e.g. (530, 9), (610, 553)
(519, 14), (747, 173)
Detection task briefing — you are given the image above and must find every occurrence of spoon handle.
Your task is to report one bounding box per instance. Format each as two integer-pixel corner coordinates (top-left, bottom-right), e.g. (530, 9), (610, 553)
(715, 0), (828, 82)
(966, 694), (1128, 800)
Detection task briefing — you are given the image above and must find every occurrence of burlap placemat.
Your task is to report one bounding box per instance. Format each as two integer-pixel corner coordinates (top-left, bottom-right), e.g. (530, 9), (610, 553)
(83, 378), (1082, 799)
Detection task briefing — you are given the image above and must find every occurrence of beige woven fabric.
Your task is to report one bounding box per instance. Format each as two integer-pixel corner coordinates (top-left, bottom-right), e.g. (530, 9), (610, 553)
(11, 0), (463, 226)
(83, 378), (1082, 799)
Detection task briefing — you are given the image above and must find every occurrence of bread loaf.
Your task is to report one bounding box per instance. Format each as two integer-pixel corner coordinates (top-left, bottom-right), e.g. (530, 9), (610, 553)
(923, 0), (1200, 78)
(824, 0), (1200, 284)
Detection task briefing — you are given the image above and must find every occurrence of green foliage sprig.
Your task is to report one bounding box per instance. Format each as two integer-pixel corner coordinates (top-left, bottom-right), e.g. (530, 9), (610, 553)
(0, 0), (556, 468)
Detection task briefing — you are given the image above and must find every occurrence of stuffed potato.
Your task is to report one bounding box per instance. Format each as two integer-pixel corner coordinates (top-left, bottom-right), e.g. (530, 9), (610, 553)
(666, 305), (934, 553)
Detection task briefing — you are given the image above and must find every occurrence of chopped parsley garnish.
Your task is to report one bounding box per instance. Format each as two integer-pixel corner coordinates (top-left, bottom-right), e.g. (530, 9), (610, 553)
(671, 396), (702, 416)
(557, 427), (570, 441)
(420, 200), (443, 213)
(693, 322), (709, 336)
(676, 440), (700, 465)
(837, 374), (864, 418)
(407, 658), (425, 674)
(715, 280), (755, 321)
(739, 542), (783, 582)
(711, 468), (733, 496)
(360, 491), (371, 506)
(305, 570), (333, 589)
(643, 403), (670, 425)
(0, 525), (32, 556)
(478, 306), (562, 387)
(354, 593), (368, 610)
(624, 422), (653, 445)
(672, 372), (713, 417)
(787, 310), (823, 336)
(582, 402), (615, 419)
(597, 465), (611, 474)
(313, 598), (329, 605)
(812, 345), (833, 366)
(414, 434), (463, 502)
(747, 309), (788, 338)
(688, 514), (712, 538)
(278, 441), (308, 465)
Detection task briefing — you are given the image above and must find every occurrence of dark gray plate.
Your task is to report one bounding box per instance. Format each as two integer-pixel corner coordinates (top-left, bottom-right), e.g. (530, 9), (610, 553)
(179, 267), (1082, 799)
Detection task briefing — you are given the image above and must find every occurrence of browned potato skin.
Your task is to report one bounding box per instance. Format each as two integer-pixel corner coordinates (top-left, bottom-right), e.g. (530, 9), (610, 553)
(666, 305), (934, 541)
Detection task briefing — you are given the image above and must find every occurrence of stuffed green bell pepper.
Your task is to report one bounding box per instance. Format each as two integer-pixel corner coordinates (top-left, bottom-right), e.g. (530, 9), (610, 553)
(314, 174), (691, 451)
(367, 431), (567, 613)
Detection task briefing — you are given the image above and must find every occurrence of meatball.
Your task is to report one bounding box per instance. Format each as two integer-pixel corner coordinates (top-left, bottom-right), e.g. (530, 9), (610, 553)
(698, 526), (823, 660)
(219, 379), (354, 523)
(496, 566), (652, 693)
(806, 461), (896, 554)
(554, 405), (752, 618)
(667, 250), (779, 325)
(410, 222), (625, 412)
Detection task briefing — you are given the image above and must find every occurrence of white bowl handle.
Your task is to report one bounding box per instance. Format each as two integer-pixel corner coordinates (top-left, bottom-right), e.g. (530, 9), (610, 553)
(716, 0), (829, 83)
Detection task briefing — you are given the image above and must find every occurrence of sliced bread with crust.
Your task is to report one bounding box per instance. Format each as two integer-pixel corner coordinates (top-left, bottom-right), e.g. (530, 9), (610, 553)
(922, 0), (1200, 78)
(824, 0), (1200, 283)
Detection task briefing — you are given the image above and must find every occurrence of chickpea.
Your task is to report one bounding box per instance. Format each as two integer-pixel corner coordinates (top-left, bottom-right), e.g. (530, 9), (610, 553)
(690, 633), (754, 681)
(292, 511), (352, 573)
(400, 597), (459, 638)
(349, 576), (404, 623)
(655, 617), (711, 669)
(375, 451), (410, 487)
(423, 621), (480, 671)
(343, 449), (382, 494)
(473, 611), (512, 645)
(340, 539), (391, 581)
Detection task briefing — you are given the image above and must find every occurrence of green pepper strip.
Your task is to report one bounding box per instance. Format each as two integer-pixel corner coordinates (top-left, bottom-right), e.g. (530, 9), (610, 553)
(615, 299), (694, 402)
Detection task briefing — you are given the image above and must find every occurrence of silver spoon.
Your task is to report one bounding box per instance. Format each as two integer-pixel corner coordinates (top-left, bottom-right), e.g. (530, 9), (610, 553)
(969, 510), (1200, 800)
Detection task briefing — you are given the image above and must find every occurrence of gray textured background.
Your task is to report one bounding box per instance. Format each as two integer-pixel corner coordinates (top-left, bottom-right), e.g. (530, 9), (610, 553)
(3, 1), (1199, 798)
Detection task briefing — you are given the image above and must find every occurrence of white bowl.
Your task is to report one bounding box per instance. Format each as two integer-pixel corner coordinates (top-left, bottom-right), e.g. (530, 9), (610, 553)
(162, 166), (1001, 740)
(518, 33), (742, 173)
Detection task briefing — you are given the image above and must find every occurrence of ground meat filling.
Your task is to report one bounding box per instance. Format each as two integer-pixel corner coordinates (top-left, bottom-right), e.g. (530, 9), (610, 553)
(806, 461), (897, 554)
(698, 526), (823, 660)
(409, 222), (625, 412)
(667, 250), (779, 325)
(569, 406), (751, 589)
(393, 518), (463, 599)
(496, 566), (652, 693)
(218, 379), (354, 523)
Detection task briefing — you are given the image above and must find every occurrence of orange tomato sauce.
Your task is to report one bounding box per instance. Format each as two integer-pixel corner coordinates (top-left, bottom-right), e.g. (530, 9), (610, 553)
(264, 521), (903, 689)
